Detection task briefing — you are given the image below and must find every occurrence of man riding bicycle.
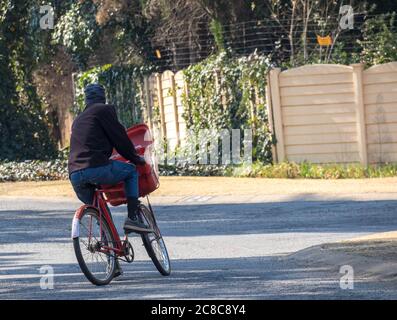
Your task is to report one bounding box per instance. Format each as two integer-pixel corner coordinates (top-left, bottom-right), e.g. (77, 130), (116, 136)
(68, 83), (151, 234)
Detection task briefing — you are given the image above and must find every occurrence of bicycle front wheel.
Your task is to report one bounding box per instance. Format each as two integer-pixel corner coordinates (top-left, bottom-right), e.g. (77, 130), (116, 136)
(139, 204), (171, 276)
(73, 207), (117, 286)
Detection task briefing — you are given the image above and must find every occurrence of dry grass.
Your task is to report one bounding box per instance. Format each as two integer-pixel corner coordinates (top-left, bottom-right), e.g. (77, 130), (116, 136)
(2, 176), (397, 198)
(344, 231), (397, 243)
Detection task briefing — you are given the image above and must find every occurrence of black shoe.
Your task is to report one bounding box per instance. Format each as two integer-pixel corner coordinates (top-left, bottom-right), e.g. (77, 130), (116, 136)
(113, 261), (123, 278)
(123, 217), (153, 234)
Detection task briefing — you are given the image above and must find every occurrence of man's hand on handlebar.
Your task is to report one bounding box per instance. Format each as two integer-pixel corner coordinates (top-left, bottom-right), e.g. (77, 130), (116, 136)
(133, 155), (146, 166)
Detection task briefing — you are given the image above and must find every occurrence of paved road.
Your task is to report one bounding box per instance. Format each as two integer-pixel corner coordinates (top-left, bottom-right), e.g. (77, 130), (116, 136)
(1, 193), (397, 299)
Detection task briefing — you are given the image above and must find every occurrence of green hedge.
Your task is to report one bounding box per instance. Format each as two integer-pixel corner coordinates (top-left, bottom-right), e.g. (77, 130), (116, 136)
(0, 160), (68, 182)
(229, 162), (397, 179)
(2, 160), (397, 182)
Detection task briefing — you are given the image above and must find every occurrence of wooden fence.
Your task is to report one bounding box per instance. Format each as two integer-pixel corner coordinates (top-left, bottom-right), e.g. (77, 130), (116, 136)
(142, 70), (187, 151)
(267, 62), (397, 165)
(67, 61), (397, 166)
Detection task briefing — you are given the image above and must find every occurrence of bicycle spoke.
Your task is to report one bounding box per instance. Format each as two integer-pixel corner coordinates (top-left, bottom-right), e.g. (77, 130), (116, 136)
(80, 220), (101, 243)
(139, 205), (171, 275)
(77, 210), (116, 282)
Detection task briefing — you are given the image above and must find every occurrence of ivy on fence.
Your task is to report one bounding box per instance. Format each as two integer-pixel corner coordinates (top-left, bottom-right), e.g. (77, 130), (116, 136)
(73, 64), (152, 128)
(72, 51), (275, 165)
(182, 51), (274, 163)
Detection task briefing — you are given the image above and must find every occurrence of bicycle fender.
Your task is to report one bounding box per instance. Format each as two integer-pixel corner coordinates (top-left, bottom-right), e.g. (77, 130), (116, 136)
(71, 216), (80, 239)
(71, 205), (98, 239)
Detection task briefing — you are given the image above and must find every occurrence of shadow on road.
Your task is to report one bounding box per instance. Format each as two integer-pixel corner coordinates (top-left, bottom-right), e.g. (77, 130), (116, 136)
(154, 199), (397, 237)
(1, 254), (397, 299)
(2, 197), (397, 299)
(2, 199), (397, 244)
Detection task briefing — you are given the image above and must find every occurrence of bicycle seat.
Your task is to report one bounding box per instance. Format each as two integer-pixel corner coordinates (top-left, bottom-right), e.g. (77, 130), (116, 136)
(85, 183), (102, 190)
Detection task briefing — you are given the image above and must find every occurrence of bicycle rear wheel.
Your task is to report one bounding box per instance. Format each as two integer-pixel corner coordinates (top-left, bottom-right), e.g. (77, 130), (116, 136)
(73, 207), (117, 285)
(139, 204), (171, 276)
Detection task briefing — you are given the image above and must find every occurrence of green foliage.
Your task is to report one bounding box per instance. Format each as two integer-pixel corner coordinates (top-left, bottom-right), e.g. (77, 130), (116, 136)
(104, 2), (154, 65)
(159, 164), (225, 176)
(156, 161), (397, 178)
(4, 0), (397, 165)
(3, 158), (397, 181)
(0, 0), (56, 161)
(359, 13), (397, 66)
(182, 51), (273, 163)
(228, 162), (397, 179)
(209, 19), (225, 52)
(73, 64), (153, 128)
(0, 159), (68, 182)
(52, 1), (100, 68)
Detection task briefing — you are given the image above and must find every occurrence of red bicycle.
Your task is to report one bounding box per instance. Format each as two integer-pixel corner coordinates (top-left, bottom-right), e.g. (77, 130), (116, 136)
(71, 124), (171, 286)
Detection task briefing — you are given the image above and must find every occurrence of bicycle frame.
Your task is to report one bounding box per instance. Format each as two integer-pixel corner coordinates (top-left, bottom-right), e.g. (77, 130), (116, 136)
(72, 189), (128, 258)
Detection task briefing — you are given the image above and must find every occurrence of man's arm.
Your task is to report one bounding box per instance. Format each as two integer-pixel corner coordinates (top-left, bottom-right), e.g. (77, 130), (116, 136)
(98, 105), (145, 165)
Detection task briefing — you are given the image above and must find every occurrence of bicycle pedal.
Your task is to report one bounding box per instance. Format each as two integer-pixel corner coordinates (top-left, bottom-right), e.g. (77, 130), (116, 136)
(124, 224), (154, 234)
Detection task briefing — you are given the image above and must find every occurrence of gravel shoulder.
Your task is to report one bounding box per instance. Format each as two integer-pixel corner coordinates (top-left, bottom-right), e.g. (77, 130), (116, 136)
(290, 231), (397, 283)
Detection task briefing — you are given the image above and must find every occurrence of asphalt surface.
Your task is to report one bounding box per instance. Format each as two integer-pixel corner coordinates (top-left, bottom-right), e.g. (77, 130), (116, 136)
(1, 193), (397, 299)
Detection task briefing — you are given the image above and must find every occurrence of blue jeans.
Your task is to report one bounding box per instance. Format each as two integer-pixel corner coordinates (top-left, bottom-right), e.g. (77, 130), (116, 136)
(70, 160), (139, 205)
